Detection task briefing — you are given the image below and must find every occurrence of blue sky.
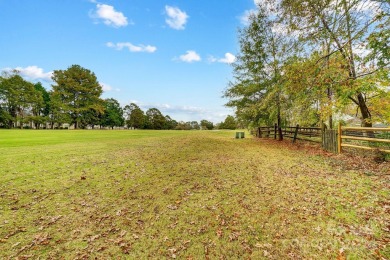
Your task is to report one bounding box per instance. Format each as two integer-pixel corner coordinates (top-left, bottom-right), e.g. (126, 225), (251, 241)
(0, 0), (259, 123)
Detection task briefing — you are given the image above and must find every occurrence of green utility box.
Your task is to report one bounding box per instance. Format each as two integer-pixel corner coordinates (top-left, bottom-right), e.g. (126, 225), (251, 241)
(235, 132), (245, 139)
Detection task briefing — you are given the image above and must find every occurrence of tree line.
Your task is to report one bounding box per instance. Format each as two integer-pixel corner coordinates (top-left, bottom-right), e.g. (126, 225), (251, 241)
(0, 65), (235, 130)
(225, 0), (389, 138)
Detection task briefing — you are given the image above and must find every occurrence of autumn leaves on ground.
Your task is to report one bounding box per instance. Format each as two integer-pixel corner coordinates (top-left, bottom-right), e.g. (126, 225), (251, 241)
(0, 130), (389, 259)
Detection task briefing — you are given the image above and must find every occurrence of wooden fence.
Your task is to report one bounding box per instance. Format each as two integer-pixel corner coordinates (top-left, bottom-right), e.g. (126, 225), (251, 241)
(256, 124), (321, 143)
(322, 129), (338, 153)
(282, 125), (321, 142)
(256, 125), (277, 139)
(339, 124), (390, 154)
(255, 123), (390, 154)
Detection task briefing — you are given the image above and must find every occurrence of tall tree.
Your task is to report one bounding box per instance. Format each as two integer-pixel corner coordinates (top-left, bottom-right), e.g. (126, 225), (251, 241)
(200, 119), (214, 130)
(145, 108), (166, 130)
(79, 108), (103, 129)
(219, 115), (237, 130)
(280, 0), (390, 126)
(224, 4), (292, 138)
(190, 121), (200, 130)
(175, 121), (192, 130)
(0, 72), (38, 128)
(283, 52), (349, 127)
(100, 98), (124, 129)
(31, 82), (49, 129)
(164, 115), (177, 130)
(34, 82), (50, 116)
(48, 90), (71, 129)
(51, 65), (104, 129)
(124, 103), (145, 129)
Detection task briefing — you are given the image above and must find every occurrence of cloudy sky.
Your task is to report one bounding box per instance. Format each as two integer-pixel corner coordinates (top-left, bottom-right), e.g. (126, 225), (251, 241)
(0, 0), (259, 123)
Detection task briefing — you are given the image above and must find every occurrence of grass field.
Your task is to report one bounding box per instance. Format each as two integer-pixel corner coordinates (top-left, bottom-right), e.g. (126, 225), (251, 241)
(0, 130), (389, 259)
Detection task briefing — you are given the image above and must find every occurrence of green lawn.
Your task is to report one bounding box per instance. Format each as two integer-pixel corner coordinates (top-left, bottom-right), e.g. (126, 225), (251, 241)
(0, 130), (388, 259)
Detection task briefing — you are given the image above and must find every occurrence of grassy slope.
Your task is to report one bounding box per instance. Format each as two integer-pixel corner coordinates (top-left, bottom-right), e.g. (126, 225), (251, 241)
(0, 130), (388, 259)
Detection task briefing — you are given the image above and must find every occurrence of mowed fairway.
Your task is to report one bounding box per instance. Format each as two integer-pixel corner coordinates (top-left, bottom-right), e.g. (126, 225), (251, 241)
(0, 130), (388, 259)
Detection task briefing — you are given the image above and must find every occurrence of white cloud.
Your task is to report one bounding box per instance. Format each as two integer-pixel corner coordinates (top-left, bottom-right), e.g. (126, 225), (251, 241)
(208, 56), (218, 63)
(106, 42), (157, 53)
(209, 53), (236, 64)
(218, 53), (236, 64)
(94, 4), (128, 27)
(178, 50), (201, 63)
(2, 66), (53, 81)
(101, 82), (120, 92)
(165, 6), (189, 30)
(101, 82), (112, 91)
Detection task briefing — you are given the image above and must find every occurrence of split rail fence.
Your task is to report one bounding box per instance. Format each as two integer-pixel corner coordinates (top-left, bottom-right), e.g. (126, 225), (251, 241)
(339, 125), (390, 154)
(255, 123), (390, 154)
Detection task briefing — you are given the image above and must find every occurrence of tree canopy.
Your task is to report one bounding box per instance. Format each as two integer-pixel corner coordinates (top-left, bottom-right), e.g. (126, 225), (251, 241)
(0, 72), (43, 128)
(101, 98), (124, 129)
(225, 0), (390, 129)
(51, 65), (104, 129)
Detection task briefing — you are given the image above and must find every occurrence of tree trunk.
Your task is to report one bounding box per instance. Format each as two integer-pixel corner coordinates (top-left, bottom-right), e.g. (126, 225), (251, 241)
(258, 127), (262, 138)
(277, 111), (283, 141)
(357, 93), (372, 127)
(316, 1), (372, 128)
(9, 107), (16, 128)
(328, 115), (333, 129)
(342, 0), (371, 127)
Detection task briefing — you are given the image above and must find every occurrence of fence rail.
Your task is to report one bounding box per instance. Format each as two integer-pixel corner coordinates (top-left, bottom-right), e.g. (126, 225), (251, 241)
(256, 125), (321, 143)
(339, 125), (390, 154)
(255, 123), (390, 154)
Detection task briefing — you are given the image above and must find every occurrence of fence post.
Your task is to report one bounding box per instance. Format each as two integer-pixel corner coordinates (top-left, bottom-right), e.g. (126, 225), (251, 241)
(293, 124), (299, 143)
(258, 127), (262, 138)
(321, 123), (326, 148)
(338, 122), (342, 154)
(274, 123), (277, 139)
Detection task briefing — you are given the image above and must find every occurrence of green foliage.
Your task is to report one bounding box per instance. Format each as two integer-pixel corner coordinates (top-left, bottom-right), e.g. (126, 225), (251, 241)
(79, 108), (103, 129)
(34, 82), (50, 116)
(224, 3), (291, 130)
(200, 119), (214, 130)
(175, 121), (192, 130)
(0, 72), (39, 128)
(145, 108), (166, 130)
(366, 13), (389, 68)
(219, 115), (237, 130)
(174, 121), (201, 130)
(48, 91), (71, 128)
(100, 98), (124, 129)
(51, 64), (104, 129)
(279, 0), (389, 126)
(228, 0), (389, 128)
(164, 115), (178, 130)
(124, 103), (145, 129)
(1, 66), (185, 129)
(0, 107), (12, 128)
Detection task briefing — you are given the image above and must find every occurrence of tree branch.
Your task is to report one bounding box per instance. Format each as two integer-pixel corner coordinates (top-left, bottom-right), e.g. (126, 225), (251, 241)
(348, 96), (359, 106)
